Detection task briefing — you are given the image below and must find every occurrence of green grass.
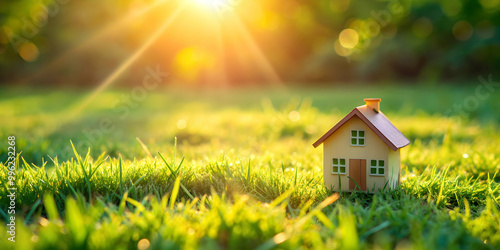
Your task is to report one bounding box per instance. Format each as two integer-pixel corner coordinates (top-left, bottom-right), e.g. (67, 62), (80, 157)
(0, 85), (499, 249)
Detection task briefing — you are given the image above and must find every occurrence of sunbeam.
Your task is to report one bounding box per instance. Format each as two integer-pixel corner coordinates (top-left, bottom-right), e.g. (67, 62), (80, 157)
(64, 4), (186, 120)
(213, 13), (228, 88)
(16, 0), (170, 85)
(230, 13), (285, 88)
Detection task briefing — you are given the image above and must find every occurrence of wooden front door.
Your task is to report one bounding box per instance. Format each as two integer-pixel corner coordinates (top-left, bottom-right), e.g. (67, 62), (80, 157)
(349, 159), (366, 191)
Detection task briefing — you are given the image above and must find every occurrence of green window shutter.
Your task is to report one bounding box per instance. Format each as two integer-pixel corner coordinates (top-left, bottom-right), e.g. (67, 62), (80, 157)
(333, 166), (338, 173)
(340, 159), (345, 165)
(371, 160), (376, 166)
(340, 167), (346, 173)
(371, 168), (377, 174)
(379, 160), (384, 166)
(333, 158), (338, 165)
(379, 168), (384, 175)
(351, 130), (357, 136)
(359, 131), (364, 137)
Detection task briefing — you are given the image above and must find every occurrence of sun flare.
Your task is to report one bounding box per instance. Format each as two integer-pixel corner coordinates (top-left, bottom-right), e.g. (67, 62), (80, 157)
(193, 0), (228, 9)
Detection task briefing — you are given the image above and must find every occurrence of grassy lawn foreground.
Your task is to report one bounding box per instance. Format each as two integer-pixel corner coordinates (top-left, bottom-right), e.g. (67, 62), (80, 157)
(0, 85), (499, 249)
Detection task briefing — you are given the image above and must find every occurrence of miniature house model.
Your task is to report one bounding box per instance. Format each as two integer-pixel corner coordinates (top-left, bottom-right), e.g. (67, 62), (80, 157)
(313, 98), (410, 192)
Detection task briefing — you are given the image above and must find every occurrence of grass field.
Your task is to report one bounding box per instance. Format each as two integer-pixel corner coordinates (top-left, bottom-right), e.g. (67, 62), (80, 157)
(0, 84), (499, 249)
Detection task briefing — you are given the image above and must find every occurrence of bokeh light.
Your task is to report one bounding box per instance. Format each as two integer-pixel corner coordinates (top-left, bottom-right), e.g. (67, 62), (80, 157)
(288, 111), (300, 122)
(365, 20), (381, 38)
(334, 39), (352, 57)
(412, 17), (433, 38)
(177, 119), (187, 129)
(0, 0), (498, 86)
(476, 20), (496, 39)
(479, 0), (500, 9)
(339, 29), (359, 49)
(137, 238), (150, 250)
(18, 42), (39, 62)
(452, 20), (473, 41)
(441, 2), (462, 16)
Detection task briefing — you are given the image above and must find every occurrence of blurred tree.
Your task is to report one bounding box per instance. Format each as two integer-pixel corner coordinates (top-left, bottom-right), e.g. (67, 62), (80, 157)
(0, 0), (498, 86)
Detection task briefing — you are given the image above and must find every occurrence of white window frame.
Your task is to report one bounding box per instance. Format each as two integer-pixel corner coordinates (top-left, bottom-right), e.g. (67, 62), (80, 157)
(332, 158), (346, 175)
(370, 160), (385, 176)
(350, 130), (365, 146)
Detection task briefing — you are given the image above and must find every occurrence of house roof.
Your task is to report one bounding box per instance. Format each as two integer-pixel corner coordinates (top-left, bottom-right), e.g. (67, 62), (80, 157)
(312, 105), (410, 151)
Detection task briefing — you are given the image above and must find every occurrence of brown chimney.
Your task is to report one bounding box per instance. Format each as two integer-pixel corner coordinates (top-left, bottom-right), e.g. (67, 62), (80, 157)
(364, 98), (381, 112)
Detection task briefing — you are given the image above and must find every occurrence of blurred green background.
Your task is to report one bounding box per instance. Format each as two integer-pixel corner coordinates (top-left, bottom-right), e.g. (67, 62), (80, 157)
(1, 0), (499, 87)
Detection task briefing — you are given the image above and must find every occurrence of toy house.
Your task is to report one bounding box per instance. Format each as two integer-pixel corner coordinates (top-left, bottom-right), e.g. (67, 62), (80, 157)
(313, 98), (410, 192)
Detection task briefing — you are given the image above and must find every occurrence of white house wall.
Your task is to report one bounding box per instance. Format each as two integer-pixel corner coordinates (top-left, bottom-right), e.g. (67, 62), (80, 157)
(322, 115), (391, 192)
(387, 148), (401, 189)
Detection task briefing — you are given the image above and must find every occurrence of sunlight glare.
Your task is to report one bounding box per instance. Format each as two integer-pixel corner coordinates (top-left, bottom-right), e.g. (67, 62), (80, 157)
(193, 0), (228, 9)
(64, 5), (185, 120)
(232, 15), (285, 88)
(18, 0), (168, 84)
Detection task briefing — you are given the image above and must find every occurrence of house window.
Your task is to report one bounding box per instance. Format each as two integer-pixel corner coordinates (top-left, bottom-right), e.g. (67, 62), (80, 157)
(351, 130), (365, 146)
(370, 160), (385, 176)
(332, 158), (346, 174)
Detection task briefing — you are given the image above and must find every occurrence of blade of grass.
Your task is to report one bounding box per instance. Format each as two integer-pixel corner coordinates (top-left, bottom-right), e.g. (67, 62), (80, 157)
(126, 197), (145, 214)
(269, 188), (295, 208)
(43, 193), (60, 221)
(24, 199), (42, 224)
(169, 174), (181, 210)
(136, 137), (153, 160)
(119, 192), (129, 214)
(158, 152), (176, 177)
(119, 155), (124, 195)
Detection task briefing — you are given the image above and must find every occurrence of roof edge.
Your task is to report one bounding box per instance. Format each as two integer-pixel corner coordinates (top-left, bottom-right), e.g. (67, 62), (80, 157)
(312, 108), (408, 151)
(312, 109), (358, 148)
(354, 109), (398, 151)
